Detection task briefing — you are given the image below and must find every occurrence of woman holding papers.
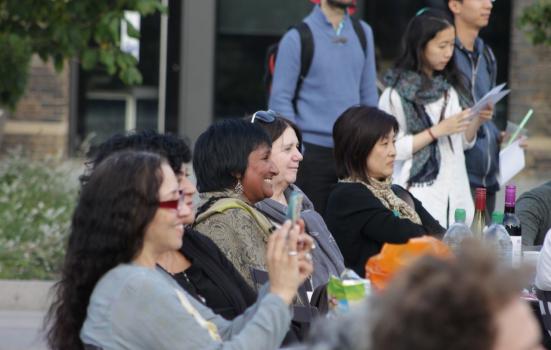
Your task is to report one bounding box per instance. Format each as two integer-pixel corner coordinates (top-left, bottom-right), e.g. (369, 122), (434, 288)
(379, 9), (491, 227)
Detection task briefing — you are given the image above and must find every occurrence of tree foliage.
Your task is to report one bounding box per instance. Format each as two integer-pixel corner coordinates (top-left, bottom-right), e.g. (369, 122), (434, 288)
(518, 0), (551, 47)
(0, 0), (165, 109)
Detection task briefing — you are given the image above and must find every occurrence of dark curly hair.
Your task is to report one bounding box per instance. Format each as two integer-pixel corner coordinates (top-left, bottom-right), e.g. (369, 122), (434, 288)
(81, 130), (191, 186)
(371, 239), (528, 350)
(46, 150), (165, 350)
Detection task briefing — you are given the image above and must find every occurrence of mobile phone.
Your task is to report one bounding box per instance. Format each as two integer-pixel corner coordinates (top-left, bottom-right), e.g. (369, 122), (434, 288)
(286, 191), (304, 225)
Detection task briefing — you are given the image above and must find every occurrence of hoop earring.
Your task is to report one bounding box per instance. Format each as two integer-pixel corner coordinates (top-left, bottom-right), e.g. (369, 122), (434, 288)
(234, 180), (244, 195)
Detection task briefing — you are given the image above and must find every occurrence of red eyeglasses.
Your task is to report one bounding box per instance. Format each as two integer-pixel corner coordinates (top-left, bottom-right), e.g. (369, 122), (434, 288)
(158, 192), (186, 211)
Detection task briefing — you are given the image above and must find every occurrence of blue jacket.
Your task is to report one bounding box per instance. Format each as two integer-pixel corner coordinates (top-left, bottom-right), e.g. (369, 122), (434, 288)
(269, 5), (378, 147)
(454, 37), (501, 193)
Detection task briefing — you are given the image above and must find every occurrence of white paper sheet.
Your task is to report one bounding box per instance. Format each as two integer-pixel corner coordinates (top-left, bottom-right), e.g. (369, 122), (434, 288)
(498, 139), (525, 186)
(468, 83), (510, 119)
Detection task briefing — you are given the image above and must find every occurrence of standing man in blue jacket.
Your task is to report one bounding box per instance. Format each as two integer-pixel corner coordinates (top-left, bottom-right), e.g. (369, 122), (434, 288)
(269, 0), (378, 215)
(447, 0), (500, 222)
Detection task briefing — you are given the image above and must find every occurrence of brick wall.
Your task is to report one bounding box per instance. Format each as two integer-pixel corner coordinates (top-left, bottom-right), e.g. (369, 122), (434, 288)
(509, 0), (551, 137)
(1, 56), (70, 157)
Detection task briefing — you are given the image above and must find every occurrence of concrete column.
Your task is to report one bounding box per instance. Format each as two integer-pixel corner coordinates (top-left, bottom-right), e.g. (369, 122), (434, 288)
(178, 0), (216, 145)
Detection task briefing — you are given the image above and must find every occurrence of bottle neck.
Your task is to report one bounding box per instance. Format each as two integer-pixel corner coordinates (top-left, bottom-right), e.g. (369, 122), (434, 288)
(504, 204), (515, 214)
(475, 199), (486, 212)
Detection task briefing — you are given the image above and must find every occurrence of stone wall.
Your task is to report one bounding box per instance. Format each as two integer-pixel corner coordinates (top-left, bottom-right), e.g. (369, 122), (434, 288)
(1, 56), (70, 157)
(509, 0), (551, 172)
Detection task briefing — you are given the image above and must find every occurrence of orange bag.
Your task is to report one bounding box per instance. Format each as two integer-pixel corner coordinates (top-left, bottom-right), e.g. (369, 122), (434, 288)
(365, 236), (452, 291)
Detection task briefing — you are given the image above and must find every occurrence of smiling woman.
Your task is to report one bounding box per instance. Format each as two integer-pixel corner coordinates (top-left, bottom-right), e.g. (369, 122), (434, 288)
(253, 113), (346, 288)
(46, 150), (314, 350)
(192, 119), (281, 288)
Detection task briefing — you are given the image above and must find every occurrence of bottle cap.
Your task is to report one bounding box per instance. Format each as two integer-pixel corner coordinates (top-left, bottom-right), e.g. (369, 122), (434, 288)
(505, 184), (517, 207)
(454, 208), (466, 223)
(491, 211), (504, 225)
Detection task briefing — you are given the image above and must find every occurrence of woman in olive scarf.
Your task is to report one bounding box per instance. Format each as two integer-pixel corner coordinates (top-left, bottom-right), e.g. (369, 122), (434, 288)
(325, 106), (445, 277)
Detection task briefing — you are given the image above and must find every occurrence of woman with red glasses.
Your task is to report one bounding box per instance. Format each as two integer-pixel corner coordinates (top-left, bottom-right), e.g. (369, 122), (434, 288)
(81, 131), (258, 321)
(46, 150), (313, 350)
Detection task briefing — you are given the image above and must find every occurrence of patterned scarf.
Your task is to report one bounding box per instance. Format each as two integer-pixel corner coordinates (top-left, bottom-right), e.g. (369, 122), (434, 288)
(383, 69), (471, 187)
(341, 177), (422, 225)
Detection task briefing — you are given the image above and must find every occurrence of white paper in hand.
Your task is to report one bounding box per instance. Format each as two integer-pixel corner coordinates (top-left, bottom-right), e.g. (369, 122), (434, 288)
(498, 139), (525, 186)
(468, 83), (510, 120)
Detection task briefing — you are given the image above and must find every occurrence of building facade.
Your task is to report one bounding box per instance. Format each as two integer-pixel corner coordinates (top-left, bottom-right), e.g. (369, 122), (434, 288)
(2, 0), (549, 165)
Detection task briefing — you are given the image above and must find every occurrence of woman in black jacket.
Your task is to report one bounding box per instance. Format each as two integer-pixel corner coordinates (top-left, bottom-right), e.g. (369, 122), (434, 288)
(325, 106), (445, 277)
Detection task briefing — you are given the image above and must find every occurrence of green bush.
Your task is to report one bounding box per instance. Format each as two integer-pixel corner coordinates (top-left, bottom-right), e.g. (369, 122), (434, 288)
(518, 0), (551, 46)
(0, 150), (80, 279)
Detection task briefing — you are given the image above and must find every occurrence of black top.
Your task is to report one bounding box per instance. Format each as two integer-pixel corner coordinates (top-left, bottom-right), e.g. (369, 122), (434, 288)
(324, 182), (445, 276)
(173, 229), (257, 320)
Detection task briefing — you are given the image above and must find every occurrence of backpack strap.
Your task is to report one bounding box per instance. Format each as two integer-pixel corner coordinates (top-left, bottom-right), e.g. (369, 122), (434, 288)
(291, 19), (367, 113)
(350, 17), (367, 57)
(482, 44), (497, 87)
(292, 22), (314, 115)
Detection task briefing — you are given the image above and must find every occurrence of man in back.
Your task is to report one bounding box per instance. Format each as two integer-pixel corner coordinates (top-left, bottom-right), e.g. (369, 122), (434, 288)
(269, 0), (378, 215)
(447, 0), (501, 222)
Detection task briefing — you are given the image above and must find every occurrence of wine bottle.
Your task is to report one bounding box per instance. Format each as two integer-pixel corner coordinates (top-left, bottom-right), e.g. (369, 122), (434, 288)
(471, 187), (486, 239)
(503, 184), (522, 267)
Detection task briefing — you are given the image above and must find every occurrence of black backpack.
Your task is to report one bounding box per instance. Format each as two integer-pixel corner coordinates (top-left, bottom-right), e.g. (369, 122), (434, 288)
(264, 18), (368, 113)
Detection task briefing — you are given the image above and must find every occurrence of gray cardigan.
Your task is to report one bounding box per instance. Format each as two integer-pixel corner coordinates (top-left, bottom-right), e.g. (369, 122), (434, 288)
(80, 264), (291, 350)
(256, 185), (346, 287)
(517, 181), (551, 246)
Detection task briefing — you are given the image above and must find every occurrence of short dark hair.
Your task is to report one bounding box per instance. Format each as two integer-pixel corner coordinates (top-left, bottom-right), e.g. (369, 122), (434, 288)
(46, 150), (165, 350)
(82, 130), (191, 185)
(253, 114), (303, 149)
(193, 119), (271, 192)
(333, 106), (399, 183)
(371, 239), (529, 350)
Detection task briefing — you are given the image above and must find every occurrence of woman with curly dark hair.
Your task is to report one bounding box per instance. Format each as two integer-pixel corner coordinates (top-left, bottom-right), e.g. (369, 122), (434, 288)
(46, 150), (313, 350)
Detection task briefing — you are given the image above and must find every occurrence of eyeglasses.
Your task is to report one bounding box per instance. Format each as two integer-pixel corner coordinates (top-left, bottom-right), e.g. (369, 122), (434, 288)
(251, 110), (277, 124)
(158, 191), (186, 211)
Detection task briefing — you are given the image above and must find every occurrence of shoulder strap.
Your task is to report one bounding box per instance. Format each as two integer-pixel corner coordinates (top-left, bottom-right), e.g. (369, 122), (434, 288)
(350, 17), (367, 56)
(292, 22), (314, 114)
(482, 44), (497, 87)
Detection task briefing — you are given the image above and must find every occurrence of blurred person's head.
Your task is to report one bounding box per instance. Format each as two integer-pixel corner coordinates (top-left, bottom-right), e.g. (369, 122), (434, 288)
(83, 130), (196, 224)
(193, 119), (278, 204)
(447, 0), (494, 31)
(47, 150), (189, 349)
(333, 106), (399, 184)
(371, 239), (543, 350)
(252, 110), (303, 194)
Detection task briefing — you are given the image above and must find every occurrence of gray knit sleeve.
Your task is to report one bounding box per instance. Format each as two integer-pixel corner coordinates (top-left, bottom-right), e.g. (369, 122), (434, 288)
(110, 272), (291, 350)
